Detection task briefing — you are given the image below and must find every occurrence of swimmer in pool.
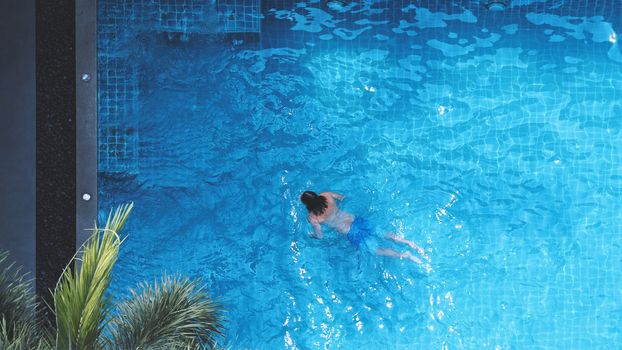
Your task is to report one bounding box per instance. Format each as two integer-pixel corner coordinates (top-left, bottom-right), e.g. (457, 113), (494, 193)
(300, 191), (431, 270)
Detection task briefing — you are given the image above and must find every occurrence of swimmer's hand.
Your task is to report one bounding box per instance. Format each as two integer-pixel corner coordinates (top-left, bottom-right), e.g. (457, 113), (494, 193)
(328, 192), (345, 201)
(308, 232), (322, 239)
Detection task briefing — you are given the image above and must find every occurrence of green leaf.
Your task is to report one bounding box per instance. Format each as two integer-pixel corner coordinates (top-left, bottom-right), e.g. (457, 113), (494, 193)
(106, 274), (225, 350)
(0, 251), (50, 349)
(51, 203), (133, 350)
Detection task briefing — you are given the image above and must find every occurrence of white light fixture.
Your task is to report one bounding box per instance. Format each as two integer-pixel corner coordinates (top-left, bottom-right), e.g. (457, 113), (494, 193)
(326, 0), (347, 11)
(484, 0), (509, 11)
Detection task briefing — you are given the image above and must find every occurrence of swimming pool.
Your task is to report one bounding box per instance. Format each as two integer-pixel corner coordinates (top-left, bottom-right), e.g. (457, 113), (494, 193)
(97, 0), (622, 348)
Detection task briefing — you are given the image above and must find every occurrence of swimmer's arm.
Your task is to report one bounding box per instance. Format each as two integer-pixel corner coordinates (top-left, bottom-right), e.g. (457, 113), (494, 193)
(328, 192), (345, 201)
(308, 217), (323, 239)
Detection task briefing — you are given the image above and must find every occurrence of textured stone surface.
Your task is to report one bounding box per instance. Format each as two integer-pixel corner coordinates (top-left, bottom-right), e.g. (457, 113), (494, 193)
(36, 0), (76, 305)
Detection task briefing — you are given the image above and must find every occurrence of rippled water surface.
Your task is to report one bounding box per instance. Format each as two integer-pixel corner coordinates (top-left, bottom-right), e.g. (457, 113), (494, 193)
(99, 1), (622, 348)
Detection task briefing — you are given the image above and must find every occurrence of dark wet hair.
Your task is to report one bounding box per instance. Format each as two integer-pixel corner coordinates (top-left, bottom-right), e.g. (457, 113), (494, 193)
(300, 191), (328, 216)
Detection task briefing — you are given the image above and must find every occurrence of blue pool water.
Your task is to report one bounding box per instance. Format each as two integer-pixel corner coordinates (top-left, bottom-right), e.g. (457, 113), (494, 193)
(98, 1), (622, 348)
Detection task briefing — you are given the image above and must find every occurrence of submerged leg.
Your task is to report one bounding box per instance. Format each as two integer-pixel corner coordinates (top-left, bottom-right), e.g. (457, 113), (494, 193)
(385, 233), (430, 261)
(375, 248), (432, 272)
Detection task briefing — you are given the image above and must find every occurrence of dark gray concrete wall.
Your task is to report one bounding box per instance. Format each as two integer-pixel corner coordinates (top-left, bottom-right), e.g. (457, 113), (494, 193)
(35, 0), (76, 303)
(0, 0), (36, 278)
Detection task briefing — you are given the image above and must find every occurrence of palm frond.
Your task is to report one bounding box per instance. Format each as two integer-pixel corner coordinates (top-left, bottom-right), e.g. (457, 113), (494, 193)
(52, 203), (133, 350)
(0, 251), (48, 349)
(0, 318), (50, 350)
(106, 274), (225, 350)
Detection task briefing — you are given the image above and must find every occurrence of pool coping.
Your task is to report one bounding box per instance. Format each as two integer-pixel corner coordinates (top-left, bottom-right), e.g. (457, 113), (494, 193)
(75, 0), (97, 249)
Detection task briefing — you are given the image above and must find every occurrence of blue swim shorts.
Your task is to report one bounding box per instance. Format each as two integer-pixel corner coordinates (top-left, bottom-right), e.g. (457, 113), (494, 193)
(347, 217), (383, 253)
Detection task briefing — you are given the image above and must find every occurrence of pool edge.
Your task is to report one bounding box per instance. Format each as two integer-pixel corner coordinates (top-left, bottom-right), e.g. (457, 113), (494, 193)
(75, 0), (97, 249)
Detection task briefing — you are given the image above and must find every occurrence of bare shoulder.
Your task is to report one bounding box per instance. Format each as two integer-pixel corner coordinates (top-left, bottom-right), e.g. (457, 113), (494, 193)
(307, 213), (317, 223)
(319, 192), (335, 202)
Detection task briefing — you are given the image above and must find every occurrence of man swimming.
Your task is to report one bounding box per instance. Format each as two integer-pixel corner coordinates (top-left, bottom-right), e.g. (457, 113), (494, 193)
(300, 191), (430, 270)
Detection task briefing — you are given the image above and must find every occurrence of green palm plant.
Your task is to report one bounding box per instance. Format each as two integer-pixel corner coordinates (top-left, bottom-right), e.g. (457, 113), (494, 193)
(51, 203), (132, 349)
(0, 318), (49, 350)
(106, 275), (224, 350)
(0, 203), (227, 350)
(0, 251), (48, 350)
